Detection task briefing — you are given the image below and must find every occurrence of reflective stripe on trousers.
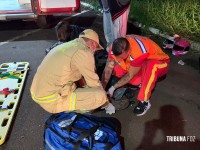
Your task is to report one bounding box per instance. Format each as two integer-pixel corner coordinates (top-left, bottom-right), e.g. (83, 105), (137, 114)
(69, 92), (76, 110)
(31, 91), (77, 110)
(31, 92), (57, 103)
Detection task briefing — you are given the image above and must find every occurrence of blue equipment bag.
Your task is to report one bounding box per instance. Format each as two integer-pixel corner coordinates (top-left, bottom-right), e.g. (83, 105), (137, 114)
(44, 112), (122, 150)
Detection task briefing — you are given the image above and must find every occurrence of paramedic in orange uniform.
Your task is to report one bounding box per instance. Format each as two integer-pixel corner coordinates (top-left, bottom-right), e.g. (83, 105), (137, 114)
(101, 35), (170, 116)
(30, 29), (115, 115)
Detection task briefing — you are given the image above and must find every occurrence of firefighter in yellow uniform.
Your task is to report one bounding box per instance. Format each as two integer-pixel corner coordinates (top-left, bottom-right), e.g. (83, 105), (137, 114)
(30, 29), (115, 114)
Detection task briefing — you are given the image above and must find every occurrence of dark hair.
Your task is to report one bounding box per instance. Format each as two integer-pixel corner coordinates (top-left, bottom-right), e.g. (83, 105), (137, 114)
(112, 37), (130, 56)
(55, 21), (71, 41)
(55, 21), (70, 31)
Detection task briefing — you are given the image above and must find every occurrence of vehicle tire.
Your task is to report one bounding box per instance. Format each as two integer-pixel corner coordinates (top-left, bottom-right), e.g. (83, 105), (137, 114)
(36, 15), (52, 29)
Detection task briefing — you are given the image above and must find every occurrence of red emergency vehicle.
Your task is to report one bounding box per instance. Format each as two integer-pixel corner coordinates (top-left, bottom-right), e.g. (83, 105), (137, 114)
(0, 0), (80, 28)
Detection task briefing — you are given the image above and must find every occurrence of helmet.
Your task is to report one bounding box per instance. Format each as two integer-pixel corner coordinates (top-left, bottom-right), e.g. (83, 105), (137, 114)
(113, 87), (127, 100)
(111, 87), (129, 110)
(172, 39), (190, 56)
(163, 39), (174, 49)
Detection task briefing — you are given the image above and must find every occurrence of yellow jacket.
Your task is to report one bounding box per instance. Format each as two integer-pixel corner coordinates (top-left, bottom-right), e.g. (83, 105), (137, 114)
(30, 38), (102, 111)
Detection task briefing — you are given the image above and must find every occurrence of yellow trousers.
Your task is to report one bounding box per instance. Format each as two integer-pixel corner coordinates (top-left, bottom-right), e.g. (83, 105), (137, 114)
(38, 87), (108, 113)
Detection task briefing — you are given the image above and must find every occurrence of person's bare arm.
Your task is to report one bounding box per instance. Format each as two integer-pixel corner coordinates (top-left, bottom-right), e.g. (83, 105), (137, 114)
(101, 58), (115, 89)
(113, 66), (141, 89)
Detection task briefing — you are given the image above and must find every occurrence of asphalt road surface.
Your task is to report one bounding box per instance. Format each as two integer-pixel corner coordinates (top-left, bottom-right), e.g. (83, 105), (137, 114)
(0, 9), (200, 150)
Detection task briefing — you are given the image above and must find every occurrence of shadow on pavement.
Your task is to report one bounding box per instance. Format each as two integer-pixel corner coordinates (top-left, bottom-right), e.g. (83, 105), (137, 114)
(137, 105), (200, 150)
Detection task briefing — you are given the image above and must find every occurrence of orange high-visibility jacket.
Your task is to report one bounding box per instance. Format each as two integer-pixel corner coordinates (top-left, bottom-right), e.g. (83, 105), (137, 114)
(110, 35), (169, 70)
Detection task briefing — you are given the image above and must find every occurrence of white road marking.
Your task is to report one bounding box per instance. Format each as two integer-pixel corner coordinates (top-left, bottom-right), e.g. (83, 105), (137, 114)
(0, 10), (90, 46)
(0, 29), (41, 46)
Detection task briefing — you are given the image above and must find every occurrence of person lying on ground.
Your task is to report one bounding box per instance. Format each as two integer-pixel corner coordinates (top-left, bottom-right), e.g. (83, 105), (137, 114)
(45, 21), (85, 54)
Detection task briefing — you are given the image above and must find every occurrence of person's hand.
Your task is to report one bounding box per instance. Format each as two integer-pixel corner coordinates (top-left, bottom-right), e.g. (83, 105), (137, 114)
(103, 103), (115, 115)
(107, 86), (115, 97)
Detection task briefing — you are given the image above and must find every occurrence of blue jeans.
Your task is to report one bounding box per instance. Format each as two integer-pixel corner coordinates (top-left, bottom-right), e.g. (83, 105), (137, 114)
(103, 8), (115, 52)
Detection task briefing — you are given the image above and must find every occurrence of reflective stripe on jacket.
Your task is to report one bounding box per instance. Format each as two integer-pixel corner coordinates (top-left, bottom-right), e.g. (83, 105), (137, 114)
(30, 38), (101, 112)
(111, 35), (169, 70)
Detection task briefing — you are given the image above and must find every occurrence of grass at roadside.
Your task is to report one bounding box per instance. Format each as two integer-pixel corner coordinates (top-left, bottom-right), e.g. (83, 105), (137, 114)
(81, 0), (101, 10)
(130, 0), (200, 42)
(81, 0), (200, 42)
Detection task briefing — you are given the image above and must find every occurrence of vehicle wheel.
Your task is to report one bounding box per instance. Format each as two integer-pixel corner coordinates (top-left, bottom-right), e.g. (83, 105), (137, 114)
(36, 15), (52, 29)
